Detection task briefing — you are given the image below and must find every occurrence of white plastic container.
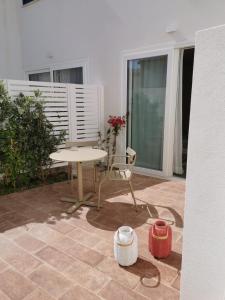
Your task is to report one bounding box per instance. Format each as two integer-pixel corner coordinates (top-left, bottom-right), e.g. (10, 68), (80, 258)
(114, 226), (138, 266)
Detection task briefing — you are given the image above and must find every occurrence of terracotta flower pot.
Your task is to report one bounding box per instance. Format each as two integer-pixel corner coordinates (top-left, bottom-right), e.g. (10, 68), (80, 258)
(149, 220), (172, 259)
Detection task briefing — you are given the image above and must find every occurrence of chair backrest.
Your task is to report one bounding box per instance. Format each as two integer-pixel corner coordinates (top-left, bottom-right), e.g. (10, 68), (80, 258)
(126, 147), (136, 165)
(65, 140), (98, 148)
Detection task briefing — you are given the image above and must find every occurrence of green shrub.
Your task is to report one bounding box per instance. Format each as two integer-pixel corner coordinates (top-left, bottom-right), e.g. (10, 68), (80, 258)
(0, 82), (65, 188)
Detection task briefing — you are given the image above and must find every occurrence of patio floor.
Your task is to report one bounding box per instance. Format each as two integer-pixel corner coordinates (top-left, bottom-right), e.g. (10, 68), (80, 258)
(0, 173), (184, 300)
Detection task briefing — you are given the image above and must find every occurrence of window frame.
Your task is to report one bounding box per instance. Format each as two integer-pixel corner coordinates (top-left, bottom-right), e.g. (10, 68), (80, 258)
(25, 59), (89, 84)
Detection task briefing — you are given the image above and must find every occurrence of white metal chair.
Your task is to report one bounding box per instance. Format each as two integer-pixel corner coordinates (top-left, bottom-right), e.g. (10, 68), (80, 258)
(65, 140), (98, 190)
(98, 147), (137, 210)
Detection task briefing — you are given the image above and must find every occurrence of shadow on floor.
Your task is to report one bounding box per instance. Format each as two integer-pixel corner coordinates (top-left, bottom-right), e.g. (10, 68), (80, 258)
(86, 201), (149, 231)
(146, 204), (183, 228)
(157, 251), (182, 271)
(124, 257), (161, 288)
(0, 175), (183, 237)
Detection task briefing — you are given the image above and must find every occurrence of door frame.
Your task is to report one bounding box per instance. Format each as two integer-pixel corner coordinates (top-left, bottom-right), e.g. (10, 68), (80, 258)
(121, 46), (178, 178)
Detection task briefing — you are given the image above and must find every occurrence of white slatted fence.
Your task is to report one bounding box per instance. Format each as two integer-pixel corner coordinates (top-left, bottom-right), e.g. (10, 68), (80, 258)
(69, 84), (103, 141)
(5, 79), (104, 167)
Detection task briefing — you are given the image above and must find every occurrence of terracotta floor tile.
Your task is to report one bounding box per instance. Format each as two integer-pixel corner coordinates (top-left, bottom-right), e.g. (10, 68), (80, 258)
(135, 279), (180, 300)
(2, 212), (34, 226)
(99, 280), (148, 300)
(97, 257), (140, 289)
(0, 290), (10, 300)
(47, 219), (75, 234)
(29, 265), (72, 298)
(7, 250), (42, 275)
(67, 242), (104, 267)
(59, 285), (101, 300)
(0, 269), (35, 300)
(172, 230), (182, 243)
(72, 205), (100, 221)
(23, 288), (55, 300)
(49, 235), (78, 251)
(137, 245), (179, 285)
(0, 236), (21, 259)
(92, 239), (114, 257)
(0, 220), (15, 232)
(158, 251), (182, 271)
(0, 175), (183, 299)
(139, 251), (179, 283)
(0, 237), (42, 274)
(67, 227), (102, 248)
(172, 273), (181, 290)
(36, 246), (75, 271)
(28, 223), (64, 243)
(15, 232), (46, 252)
(173, 239), (183, 254)
(22, 208), (50, 221)
(140, 256), (178, 285)
(93, 214), (123, 231)
(66, 217), (97, 232)
(91, 226), (115, 242)
(127, 257), (161, 279)
(0, 205), (12, 216)
(64, 259), (110, 292)
(0, 259), (8, 273)
(3, 225), (27, 240)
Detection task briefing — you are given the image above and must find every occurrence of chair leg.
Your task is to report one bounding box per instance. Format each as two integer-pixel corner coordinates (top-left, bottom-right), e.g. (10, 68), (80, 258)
(98, 177), (107, 210)
(129, 181), (137, 211)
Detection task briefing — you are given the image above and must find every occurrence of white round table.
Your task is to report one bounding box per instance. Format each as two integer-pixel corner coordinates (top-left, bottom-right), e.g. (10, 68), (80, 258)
(50, 148), (107, 213)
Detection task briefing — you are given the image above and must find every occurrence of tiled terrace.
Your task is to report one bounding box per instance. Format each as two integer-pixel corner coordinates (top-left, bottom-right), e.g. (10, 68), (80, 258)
(0, 174), (184, 300)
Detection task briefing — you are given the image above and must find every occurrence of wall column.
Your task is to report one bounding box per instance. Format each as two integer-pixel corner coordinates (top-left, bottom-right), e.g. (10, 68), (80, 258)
(181, 24), (225, 300)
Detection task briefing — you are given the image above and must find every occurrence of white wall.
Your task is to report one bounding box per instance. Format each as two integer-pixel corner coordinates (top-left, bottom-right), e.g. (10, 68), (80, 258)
(19, 0), (225, 118)
(0, 0), (24, 79)
(181, 24), (225, 300)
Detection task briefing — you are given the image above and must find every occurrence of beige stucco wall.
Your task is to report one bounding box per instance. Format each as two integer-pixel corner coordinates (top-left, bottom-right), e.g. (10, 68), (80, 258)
(0, 0), (24, 79)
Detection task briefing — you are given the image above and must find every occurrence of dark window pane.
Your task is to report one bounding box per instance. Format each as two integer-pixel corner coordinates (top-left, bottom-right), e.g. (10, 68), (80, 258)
(23, 0), (35, 5)
(53, 67), (83, 84)
(29, 72), (50, 82)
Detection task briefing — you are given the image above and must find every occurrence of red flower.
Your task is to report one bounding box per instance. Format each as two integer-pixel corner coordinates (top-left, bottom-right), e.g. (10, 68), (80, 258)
(107, 115), (126, 135)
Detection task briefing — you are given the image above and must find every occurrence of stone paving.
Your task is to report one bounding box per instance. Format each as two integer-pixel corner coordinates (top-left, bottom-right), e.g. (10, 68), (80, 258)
(0, 173), (184, 299)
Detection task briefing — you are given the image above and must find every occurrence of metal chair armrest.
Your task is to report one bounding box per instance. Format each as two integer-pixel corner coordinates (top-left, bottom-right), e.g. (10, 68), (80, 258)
(108, 163), (133, 180)
(110, 155), (129, 158)
(109, 162), (132, 172)
(108, 155), (132, 169)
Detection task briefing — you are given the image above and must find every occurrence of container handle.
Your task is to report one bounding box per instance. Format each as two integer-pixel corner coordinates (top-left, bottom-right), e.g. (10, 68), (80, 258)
(116, 230), (134, 247)
(151, 225), (168, 240)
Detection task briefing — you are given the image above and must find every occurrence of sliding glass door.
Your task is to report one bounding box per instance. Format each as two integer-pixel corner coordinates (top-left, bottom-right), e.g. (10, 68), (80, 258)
(127, 55), (168, 171)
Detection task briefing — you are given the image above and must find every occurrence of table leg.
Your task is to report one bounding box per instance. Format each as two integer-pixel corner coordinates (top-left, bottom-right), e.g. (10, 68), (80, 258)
(77, 161), (83, 201)
(61, 162), (83, 203)
(61, 161), (98, 214)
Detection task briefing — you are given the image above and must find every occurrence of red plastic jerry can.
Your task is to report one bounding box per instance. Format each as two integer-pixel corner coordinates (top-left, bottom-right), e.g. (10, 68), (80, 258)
(149, 220), (172, 259)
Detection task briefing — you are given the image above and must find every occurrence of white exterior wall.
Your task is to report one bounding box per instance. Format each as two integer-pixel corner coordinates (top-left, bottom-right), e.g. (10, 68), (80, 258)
(0, 0), (23, 79)
(19, 0), (225, 118)
(181, 24), (225, 300)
